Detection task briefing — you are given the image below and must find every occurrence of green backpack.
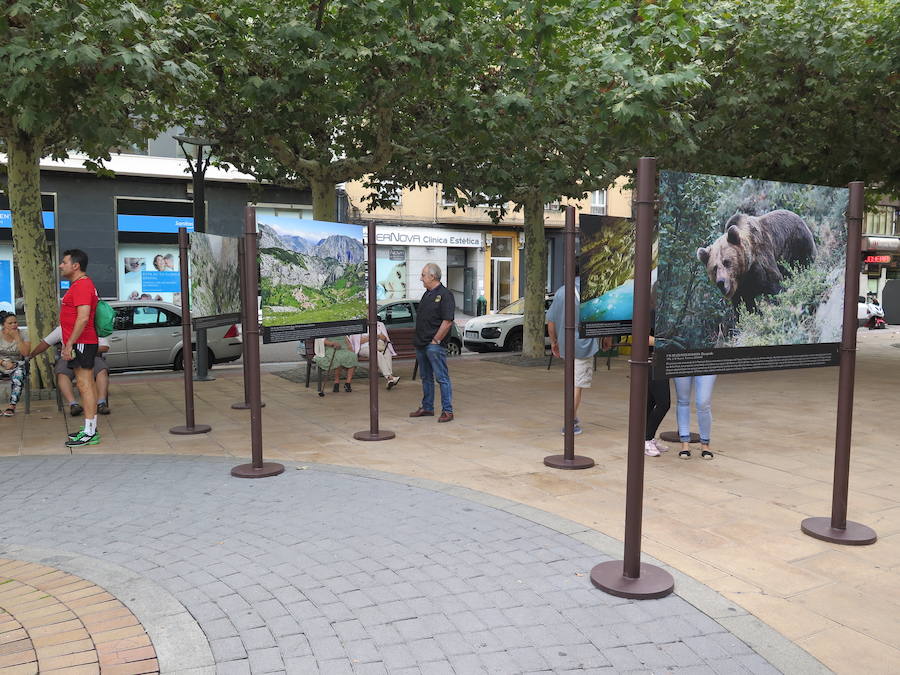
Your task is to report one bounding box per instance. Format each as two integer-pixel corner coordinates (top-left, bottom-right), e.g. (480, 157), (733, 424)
(95, 299), (115, 337)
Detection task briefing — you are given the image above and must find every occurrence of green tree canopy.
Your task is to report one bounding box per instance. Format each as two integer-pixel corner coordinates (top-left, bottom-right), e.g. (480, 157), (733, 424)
(663, 0), (900, 196)
(367, 0), (708, 357)
(184, 0), (467, 220)
(1, 0), (207, 385)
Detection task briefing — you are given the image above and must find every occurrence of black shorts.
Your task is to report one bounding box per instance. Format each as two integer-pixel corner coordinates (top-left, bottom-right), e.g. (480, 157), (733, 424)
(68, 343), (99, 371)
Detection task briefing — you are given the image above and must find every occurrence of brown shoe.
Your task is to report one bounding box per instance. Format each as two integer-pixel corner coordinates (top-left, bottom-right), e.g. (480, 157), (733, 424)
(409, 408), (434, 417)
(438, 412), (454, 423)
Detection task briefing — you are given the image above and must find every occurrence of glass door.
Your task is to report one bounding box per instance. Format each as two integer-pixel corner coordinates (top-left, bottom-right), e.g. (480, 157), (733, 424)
(490, 236), (513, 311)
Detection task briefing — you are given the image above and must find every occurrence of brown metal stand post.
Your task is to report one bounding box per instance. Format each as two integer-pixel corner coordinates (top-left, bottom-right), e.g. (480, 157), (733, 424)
(801, 182), (876, 545)
(170, 227), (212, 435)
(355, 221), (395, 441)
(545, 206), (594, 470)
(591, 158), (674, 599)
(232, 208), (284, 479)
(232, 238), (264, 410)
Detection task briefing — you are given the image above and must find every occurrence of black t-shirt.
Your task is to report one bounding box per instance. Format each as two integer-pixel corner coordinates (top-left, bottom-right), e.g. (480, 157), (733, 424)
(415, 283), (456, 347)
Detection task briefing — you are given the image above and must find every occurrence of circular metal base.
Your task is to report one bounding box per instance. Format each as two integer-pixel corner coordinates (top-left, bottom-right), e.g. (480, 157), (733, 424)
(353, 429), (396, 441)
(544, 454), (595, 470)
(801, 517), (877, 546)
(590, 560), (674, 599)
(231, 462), (285, 479)
(660, 431), (700, 443)
(230, 402), (266, 409)
(193, 375), (216, 382)
(169, 424), (212, 435)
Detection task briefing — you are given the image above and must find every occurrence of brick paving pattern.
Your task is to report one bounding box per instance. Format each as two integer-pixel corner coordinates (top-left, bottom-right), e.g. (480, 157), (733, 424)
(0, 455), (780, 674)
(0, 559), (158, 674)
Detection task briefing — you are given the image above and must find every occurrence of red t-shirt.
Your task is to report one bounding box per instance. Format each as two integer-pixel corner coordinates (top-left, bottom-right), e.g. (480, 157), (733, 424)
(60, 276), (99, 345)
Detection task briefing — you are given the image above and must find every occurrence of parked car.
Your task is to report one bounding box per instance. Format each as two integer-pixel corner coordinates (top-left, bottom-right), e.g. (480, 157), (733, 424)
(376, 299), (463, 356)
(463, 296), (553, 352)
(105, 301), (242, 371)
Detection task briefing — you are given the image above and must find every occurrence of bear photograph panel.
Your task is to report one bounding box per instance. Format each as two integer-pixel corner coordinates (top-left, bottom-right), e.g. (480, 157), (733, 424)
(656, 171), (848, 373)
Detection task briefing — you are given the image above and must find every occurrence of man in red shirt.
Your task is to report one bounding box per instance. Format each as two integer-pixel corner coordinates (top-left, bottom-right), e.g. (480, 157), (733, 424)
(58, 249), (100, 446)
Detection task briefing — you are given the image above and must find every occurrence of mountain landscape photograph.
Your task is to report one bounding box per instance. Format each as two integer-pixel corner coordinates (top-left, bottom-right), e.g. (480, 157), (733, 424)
(256, 209), (366, 327)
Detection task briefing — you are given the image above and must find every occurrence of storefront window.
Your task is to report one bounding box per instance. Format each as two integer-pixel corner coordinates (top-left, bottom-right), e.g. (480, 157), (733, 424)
(376, 245), (407, 300)
(118, 244), (181, 304)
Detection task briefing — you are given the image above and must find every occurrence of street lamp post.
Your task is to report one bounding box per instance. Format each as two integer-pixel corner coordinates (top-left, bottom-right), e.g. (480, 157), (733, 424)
(174, 135), (216, 381)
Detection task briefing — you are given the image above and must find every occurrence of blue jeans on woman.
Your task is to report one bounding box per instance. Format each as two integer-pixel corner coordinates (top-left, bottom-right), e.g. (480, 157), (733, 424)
(416, 344), (452, 413)
(674, 375), (716, 444)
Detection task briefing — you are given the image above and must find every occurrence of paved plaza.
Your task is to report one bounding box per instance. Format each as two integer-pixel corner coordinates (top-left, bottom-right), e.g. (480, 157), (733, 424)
(1, 328), (899, 674)
(1, 455), (796, 674)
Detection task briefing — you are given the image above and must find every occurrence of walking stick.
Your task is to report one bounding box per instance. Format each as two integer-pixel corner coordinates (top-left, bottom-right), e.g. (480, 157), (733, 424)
(317, 344), (337, 397)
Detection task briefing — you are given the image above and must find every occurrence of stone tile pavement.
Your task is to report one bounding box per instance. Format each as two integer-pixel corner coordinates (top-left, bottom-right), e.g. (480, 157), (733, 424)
(2, 455), (791, 674)
(2, 327), (900, 673)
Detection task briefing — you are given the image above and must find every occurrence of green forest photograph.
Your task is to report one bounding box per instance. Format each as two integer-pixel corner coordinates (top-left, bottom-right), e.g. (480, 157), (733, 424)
(655, 172), (849, 352)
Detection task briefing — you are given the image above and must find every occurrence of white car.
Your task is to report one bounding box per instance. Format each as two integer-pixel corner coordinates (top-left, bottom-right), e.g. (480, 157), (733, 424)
(463, 296), (553, 352)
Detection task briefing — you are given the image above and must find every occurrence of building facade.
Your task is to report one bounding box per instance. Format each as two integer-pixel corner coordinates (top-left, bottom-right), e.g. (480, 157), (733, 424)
(0, 149), (311, 312)
(343, 180), (634, 315)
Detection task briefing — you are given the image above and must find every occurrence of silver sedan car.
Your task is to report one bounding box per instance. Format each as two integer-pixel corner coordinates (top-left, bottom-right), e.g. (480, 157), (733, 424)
(106, 301), (242, 371)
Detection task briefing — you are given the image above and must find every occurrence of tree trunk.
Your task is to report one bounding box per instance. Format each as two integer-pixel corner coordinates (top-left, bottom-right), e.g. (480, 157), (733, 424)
(310, 174), (336, 221)
(520, 193), (549, 359)
(6, 133), (56, 388)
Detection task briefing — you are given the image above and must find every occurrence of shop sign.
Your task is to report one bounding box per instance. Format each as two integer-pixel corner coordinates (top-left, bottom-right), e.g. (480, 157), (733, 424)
(864, 255), (891, 264)
(0, 210), (56, 230)
(364, 226), (482, 248)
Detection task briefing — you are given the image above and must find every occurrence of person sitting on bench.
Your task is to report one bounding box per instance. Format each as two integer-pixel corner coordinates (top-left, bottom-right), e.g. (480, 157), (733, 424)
(349, 321), (400, 390)
(28, 326), (111, 415)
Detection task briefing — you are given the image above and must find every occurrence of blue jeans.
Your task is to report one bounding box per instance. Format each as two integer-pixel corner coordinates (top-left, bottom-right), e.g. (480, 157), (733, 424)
(674, 375), (716, 444)
(416, 344), (452, 413)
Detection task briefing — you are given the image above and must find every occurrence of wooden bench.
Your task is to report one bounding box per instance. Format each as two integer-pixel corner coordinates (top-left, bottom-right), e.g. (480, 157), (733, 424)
(303, 327), (420, 389)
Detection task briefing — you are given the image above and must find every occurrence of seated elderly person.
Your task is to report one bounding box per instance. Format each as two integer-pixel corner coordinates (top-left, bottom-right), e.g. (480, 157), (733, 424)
(28, 326), (112, 415)
(0, 311), (30, 416)
(314, 335), (359, 393)
(348, 321), (400, 390)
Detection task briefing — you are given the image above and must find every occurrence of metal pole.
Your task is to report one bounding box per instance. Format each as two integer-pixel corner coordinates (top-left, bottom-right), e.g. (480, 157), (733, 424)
(232, 207), (283, 478)
(591, 157), (673, 598)
(170, 227), (211, 435)
(355, 221), (395, 441)
(194, 328), (214, 381)
(544, 206), (593, 470)
(801, 182), (876, 545)
(232, 238), (253, 409)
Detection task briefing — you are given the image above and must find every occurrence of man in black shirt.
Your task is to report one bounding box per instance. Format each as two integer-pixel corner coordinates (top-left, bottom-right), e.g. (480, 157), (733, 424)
(410, 263), (455, 422)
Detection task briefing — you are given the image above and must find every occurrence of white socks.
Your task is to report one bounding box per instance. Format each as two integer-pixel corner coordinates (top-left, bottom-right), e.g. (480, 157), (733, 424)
(84, 417), (97, 435)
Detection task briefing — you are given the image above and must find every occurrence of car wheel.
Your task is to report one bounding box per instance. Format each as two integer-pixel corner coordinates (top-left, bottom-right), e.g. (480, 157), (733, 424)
(174, 349), (183, 371)
(175, 348), (215, 371)
(504, 330), (523, 352)
(446, 340), (461, 357)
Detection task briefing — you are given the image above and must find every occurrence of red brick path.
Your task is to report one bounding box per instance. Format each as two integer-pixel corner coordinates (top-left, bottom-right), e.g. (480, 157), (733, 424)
(0, 558), (159, 674)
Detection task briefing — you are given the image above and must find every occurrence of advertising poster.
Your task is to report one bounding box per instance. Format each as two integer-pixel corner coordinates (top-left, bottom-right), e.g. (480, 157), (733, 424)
(256, 208), (366, 343)
(0, 245), (13, 313)
(376, 246), (407, 301)
(578, 215), (654, 337)
(189, 232), (241, 327)
(119, 244), (181, 304)
(654, 171), (848, 377)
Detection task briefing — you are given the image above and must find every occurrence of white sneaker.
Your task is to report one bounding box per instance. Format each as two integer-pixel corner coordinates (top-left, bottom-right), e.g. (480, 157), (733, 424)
(644, 440), (661, 457)
(651, 439), (669, 453)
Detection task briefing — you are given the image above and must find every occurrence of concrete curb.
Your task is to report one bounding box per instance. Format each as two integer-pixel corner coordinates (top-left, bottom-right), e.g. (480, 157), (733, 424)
(0, 544), (215, 675)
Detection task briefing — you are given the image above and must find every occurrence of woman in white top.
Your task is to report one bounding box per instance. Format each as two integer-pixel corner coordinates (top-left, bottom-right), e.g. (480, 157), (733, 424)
(348, 321), (400, 389)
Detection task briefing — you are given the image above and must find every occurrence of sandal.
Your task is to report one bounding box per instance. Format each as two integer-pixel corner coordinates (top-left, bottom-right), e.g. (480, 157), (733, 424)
(2, 407), (15, 417)
(344, 383), (352, 392)
(678, 449), (691, 459)
(701, 450), (714, 460)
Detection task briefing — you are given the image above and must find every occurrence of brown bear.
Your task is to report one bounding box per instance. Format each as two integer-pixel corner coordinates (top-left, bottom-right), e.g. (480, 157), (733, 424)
(697, 209), (817, 312)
